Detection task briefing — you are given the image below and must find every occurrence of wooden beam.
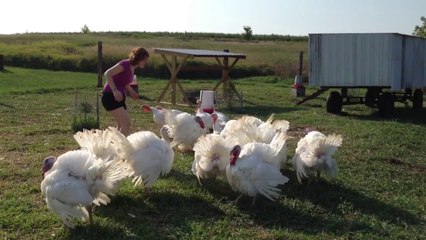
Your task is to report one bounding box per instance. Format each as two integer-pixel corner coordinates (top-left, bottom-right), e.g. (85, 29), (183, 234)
(97, 41), (103, 87)
(175, 55), (189, 73)
(213, 78), (225, 91)
(161, 54), (172, 72)
(222, 57), (231, 107)
(296, 87), (329, 105)
(228, 57), (240, 70)
(157, 79), (172, 103)
(230, 82), (242, 101)
(157, 54), (190, 105)
(176, 80), (191, 106)
(214, 57), (223, 67)
(0, 54), (3, 71)
(171, 56), (177, 105)
(298, 51), (304, 76)
(175, 55), (190, 105)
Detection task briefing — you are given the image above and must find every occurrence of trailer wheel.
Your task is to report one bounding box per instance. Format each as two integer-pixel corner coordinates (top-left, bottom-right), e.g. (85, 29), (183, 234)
(412, 89), (423, 109)
(365, 88), (379, 107)
(326, 91), (342, 114)
(378, 92), (394, 117)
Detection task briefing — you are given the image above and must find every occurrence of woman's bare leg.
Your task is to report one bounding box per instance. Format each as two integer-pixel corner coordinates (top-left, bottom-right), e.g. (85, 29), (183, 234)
(110, 107), (131, 136)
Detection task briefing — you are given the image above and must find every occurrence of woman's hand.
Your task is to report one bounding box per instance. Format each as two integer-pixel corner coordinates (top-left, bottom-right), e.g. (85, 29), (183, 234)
(125, 84), (139, 100)
(113, 90), (124, 102)
(130, 92), (139, 100)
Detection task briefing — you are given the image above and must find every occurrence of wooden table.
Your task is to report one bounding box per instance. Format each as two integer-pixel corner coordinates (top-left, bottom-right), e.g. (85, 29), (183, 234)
(153, 48), (246, 107)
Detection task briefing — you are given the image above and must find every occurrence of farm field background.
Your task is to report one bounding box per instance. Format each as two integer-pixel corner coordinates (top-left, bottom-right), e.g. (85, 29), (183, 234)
(0, 32), (308, 78)
(0, 66), (425, 239)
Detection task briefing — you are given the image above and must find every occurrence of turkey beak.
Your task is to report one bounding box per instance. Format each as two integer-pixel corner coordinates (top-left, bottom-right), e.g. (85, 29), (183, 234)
(194, 116), (205, 129)
(142, 105), (152, 112)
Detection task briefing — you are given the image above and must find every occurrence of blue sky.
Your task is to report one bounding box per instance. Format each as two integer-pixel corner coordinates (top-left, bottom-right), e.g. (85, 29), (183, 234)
(1, 0), (425, 35)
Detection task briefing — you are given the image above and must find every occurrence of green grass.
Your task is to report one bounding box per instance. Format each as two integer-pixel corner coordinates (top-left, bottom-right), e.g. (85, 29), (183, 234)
(0, 33), (308, 77)
(0, 32), (307, 65)
(0, 67), (425, 239)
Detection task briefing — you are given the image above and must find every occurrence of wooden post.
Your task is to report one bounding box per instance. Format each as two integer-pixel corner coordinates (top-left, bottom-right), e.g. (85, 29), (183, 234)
(171, 56), (177, 105)
(96, 92), (100, 127)
(222, 56), (230, 107)
(298, 51), (304, 76)
(0, 54), (4, 71)
(97, 41), (103, 87)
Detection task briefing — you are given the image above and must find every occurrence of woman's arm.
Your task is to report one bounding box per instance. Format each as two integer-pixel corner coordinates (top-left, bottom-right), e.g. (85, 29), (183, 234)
(125, 84), (139, 100)
(104, 63), (124, 102)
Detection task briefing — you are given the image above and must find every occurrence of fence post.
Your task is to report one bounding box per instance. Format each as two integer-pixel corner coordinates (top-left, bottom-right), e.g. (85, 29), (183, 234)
(298, 51), (304, 75)
(97, 41), (103, 87)
(0, 54), (4, 71)
(291, 51), (305, 97)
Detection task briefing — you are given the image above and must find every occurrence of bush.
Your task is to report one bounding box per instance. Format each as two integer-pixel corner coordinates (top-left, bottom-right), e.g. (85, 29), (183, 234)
(71, 116), (99, 132)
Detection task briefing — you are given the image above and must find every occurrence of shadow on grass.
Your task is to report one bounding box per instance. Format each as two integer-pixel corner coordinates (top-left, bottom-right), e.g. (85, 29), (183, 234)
(138, 95), (153, 101)
(65, 224), (131, 240)
(163, 168), (380, 235)
(170, 169), (380, 236)
(279, 172), (423, 227)
(170, 168), (422, 236)
(341, 107), (426, 126)
(0, 69), (13, 74)
(86, 191), (224, 239)
(65, 167), (422, 238)
(0, 102), (15, 108)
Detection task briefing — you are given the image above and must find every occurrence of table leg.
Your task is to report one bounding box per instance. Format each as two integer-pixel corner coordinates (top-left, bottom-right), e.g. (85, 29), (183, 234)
(157, 54), (189, 105)
(220, 57), (241, 108)
(171, 56), (177, 105)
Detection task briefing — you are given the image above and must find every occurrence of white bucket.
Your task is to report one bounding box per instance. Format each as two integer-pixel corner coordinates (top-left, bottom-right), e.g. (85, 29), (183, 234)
(199, 90), (215, 113)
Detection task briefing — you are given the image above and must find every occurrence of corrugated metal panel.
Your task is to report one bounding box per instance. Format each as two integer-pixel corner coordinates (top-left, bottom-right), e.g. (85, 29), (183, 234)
(390, 34), (403, 90)
(309, 33), (426, 91)
(402, 36), (426, 89)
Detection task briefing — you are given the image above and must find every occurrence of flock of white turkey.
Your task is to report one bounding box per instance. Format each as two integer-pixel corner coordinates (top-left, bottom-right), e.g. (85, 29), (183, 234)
(41, 105), (343, 228)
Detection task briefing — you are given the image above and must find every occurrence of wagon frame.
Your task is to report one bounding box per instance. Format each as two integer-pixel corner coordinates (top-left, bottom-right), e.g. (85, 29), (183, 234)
(298, 33), (425, 117)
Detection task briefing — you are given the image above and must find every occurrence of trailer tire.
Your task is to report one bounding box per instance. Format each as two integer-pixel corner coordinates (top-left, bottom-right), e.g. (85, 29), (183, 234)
(412, 89), (423, 109)
(326, 91), (342, 114)
(365, 88), (379, 107)
(378, 92), (394, 118)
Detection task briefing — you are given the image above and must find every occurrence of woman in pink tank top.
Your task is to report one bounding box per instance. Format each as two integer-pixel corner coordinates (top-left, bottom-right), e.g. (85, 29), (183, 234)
(102, 47), (149, 136)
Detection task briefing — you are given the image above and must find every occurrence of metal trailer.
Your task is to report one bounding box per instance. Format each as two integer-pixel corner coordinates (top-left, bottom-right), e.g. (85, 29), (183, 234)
(299, 33), (426, 117)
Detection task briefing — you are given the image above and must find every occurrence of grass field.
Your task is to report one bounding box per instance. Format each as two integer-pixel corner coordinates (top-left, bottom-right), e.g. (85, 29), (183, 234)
(0, 33), (308, 77)
(0, 67), (425, 239)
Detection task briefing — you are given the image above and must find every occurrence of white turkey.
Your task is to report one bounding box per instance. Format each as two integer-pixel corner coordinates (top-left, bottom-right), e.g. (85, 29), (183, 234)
(220, 114), (289, 145)
(108, 127), (174, 191)
(211, 112), (228, 134)
(40, 150), (128, 228)
(195, 109), (215, 131)
(292, 131), (343, 183)
(226, 143), (290, 205)
(73, 128), (118, 160)
(164, 109), (208, 151)
(142, 104), (183, 126)
(192, 133), (233, 184)
(241, 114), (290, 143)
(237, 130), (288, 169)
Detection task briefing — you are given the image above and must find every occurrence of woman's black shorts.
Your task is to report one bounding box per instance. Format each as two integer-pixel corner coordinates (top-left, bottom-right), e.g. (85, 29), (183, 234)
(101, 91), (127, 111)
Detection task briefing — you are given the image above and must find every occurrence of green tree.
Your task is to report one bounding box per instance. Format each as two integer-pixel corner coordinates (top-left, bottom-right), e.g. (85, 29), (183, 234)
(413, 16), (426, 38)
(81, 24), (90, 34)
(242, 26), (253, 40)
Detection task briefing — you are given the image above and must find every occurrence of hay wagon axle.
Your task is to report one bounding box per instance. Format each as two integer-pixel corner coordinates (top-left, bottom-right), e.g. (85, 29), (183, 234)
(299, 86), (423, 117)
